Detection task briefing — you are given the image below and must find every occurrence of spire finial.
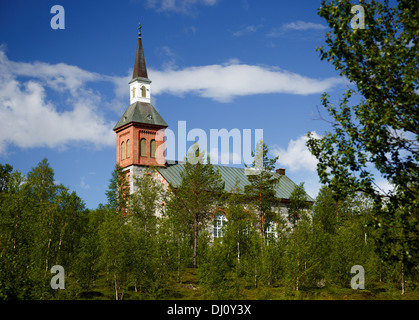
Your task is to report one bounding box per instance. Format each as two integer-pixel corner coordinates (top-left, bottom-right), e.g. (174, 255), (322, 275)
(138, 22), (142, 38)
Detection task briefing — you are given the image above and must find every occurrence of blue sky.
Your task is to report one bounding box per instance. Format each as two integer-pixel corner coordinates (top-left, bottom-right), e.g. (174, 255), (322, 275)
(0, 0), (362, 209)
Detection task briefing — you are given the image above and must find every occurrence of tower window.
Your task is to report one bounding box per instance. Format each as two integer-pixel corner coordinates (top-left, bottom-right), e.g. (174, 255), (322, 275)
(141, 86), (146, 98)
(132, 87), (136, 98)
(140, 138), (147, 157)
(121, 141), (126, 160)
(150, 139), (156, 158)
(126, 139), (130, 158)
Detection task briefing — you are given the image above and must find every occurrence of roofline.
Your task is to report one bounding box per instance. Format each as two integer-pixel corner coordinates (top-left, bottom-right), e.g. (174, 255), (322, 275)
(113, 121), (168, 133)
(129, 77), (151, 84)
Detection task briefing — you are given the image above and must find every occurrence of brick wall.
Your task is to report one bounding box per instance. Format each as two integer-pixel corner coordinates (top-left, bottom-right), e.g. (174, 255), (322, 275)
(115, 123), (166, 168)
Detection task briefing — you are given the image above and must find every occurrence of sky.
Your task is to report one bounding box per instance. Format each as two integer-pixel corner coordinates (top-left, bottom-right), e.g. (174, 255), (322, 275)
(0, 0), (382, 209)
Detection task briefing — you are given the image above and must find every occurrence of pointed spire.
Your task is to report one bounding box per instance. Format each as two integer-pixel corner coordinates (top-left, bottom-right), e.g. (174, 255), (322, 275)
(132, 22), (149, 81)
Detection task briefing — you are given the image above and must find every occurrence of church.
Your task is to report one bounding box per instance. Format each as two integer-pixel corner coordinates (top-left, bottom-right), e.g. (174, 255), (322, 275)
(113, 25), (313, 238)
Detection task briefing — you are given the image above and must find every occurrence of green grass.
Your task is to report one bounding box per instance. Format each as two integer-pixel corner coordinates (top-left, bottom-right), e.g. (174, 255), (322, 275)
(61, 269), (418, 300)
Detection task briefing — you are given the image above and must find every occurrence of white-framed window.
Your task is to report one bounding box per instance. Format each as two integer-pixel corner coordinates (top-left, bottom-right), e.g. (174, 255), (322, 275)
(213, 212), (227, 239)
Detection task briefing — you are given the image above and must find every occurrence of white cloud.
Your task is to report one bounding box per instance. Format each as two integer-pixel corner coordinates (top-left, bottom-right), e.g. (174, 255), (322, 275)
(149, 61), (343, 102)
(271, 133), (397, 200)
(0, 47), (343, 153)
(111, 73), (131, 99)
(232, 25), (262, 37)
(0, 49), (115, 153)
(282, 20), (328, 31)
(271, 132), (322, 172)
(374, 177), (394, 195)
(155, 46), (178, 70)
(79, 176), (91, 190)
(267, 20), (328, 38)
(146, 0), (219, 14)
(183, 25), (197, 35)
(270, 132), (323, 200)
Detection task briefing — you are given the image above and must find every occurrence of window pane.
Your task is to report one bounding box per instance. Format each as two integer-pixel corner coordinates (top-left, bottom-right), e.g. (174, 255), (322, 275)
(140, 139), (146, 157)
(150, 140), (156, 158)
(121, 141), (125, 160)
(126, 140), (130, 158)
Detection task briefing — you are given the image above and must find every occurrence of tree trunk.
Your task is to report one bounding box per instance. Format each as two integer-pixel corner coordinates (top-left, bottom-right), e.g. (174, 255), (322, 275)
(296, 259), (300, 291)
(237, 240), (240, 264)
(254, 265), (258, 288)
(45, 237), (51, 273)
(336, 200), (339, 224)
(401, 262), (405, 295)
(177, 237), (181, 282)
(259, 172), (264, 238)
(379, 260), (382, 282)
(114, 272), (119, 300)
(45, 206), (53, 273)
(13, 208), (19, 251)
(56, 224), (66, 265)
(193, 215), (198, 268)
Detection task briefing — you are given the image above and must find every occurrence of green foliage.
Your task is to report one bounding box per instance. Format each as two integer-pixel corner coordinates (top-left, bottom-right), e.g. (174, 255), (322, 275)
(313, 186), (338, 233)
(0, 163), (13, 194)
(168, 143), (225, 268)
(129, 169), (171, 299)
(245, 140), (281, 239)
(288, 182), (312, 226)
(105, 164), (130, 213)
(1, 153), (417, 299)
(199, 239), (245, 299)
(307, 0), (418, 277)
(283, 213), (320, 291)
(75, 206), (103, 292)
(0, 159), (87, 299)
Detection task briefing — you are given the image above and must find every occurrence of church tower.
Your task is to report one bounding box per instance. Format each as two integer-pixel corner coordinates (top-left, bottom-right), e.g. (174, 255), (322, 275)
(113, 24), (168, 191)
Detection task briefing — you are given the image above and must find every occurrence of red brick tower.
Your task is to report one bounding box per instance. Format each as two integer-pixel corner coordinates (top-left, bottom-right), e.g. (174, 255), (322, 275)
(113, 24), (167, 188)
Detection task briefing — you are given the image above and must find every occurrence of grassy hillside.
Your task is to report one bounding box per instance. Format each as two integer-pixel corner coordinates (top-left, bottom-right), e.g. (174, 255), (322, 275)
(58, 268), (418, 300)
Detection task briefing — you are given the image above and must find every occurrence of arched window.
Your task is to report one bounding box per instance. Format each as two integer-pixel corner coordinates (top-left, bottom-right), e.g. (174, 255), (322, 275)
(121, 141), (125, 160)
(150, 139), (156, 158)
(132, 87), (136, 98)
(213, 212), (227, 239)
(141, 86), (146, 98)
(140, 138), (147, 157)
(126, 139), (130, 158)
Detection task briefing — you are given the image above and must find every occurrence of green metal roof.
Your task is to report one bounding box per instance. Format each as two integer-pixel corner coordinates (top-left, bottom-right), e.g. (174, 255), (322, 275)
(113, 102), (168, 131)
(157, 163), (314, 201)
